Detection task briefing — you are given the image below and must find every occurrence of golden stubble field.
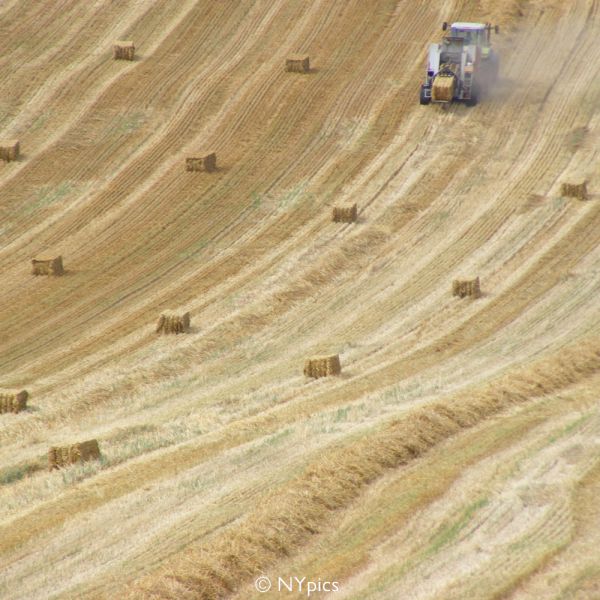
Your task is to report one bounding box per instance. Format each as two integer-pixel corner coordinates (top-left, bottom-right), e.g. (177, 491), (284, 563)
(0, 0), (599, 598)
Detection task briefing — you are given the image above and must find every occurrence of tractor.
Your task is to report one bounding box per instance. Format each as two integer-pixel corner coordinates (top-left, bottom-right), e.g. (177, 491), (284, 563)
(420, 22), (500, 106)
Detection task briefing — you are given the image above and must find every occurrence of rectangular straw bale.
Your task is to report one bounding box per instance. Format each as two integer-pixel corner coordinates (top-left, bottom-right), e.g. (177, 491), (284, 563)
(452, 277), (481, 299)
(48, 439), (100, 470)
(31, 255), (64, 276)
(156, 312), (191, 334)
(113, 41), (135, 60)
(0, 140), (19, 162)
(0, 390), (28, 414)
(561, 181), (588, 200)
(304, 354), (341, 378)
(332, 203), (357, 223)
(432, 75), (454, 102)
(48, 447), (57, 469)
(186, 152), (217, 172)
(71, 439), (101, 463)
(49, 446), (71, 469)
(286, 55), (310, 73)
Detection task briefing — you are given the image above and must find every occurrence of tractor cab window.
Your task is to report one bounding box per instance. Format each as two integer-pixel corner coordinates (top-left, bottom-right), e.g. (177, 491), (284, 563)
(450, 27), (483, 45)
(450, 27), (469, 42)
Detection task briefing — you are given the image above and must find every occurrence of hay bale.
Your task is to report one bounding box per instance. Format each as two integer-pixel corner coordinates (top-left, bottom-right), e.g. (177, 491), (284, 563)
(113, 41), (135, 61)
(0, 140), (19, 162)
(186, 152), (217, 173)
(303, 354), (341, 378)
(48, 439), (100, 470)
(561, 181), (588, 200)
(0, 390), (28, 414)
(72, 439), (101, 463)
(432, 75), (455, 102)
(452, 277), (481, 299)
(31, 255), (64, 276)
(286, 55), (310, 73)
(332, 203), (357, 223)
(156, 311), (191, 334)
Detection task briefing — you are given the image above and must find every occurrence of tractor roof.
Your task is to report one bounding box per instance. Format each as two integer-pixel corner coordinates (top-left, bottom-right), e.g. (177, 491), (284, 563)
(451, 22), (486, 30)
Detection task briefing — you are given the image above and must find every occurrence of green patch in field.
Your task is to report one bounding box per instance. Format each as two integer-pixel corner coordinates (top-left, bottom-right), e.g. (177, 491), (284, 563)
(426, 497), (489, 555)
(334, 407), (350, 423)
(24, 181), (74, 215)
(547, 413), (591, 444)
(0, 107), (11, 127)
(557, 564), (600, 599)
(116, 435), (165, 457)
(263, 428), (293, 446)
(111, 112), (146, 135)
(251, 191), (262, 209)
(0, 461), (40, 486)
(30, 111), (51, 132)
(59, 459), (105, 485)
(111, 424), (158, 443)
(432, 210), (451, 225)
(178, 238), (210, 260)
(232, 429), (295, 466)
(179, 474), (206, 492)
(553, 196), (568, 210)
(567, 126), (588, 151)
(162, 378), (186, 391)
(330, 294), (349, 311)
(251, 181), (316, 211)
(377, 376), (440, 407)
(488, 537), (570, 599)
(107, 421), (205, 466)
(278, 181), (315, 209)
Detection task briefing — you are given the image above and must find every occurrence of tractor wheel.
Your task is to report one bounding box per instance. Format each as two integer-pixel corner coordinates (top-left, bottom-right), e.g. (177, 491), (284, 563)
(466, 85), (479, 107)
(419, 85), (430, 105)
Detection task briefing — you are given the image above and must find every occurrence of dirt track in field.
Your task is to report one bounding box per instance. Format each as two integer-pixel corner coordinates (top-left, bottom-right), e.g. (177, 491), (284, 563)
(1, 1), (599, 598)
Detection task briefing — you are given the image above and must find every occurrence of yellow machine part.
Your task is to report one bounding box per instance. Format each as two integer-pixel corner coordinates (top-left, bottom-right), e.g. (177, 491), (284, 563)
(432, 75), (455, 102)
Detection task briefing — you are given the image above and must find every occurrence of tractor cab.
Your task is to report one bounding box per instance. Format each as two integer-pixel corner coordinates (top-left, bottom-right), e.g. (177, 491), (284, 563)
(443, 22), (498, 58)
(448, 23), (486, 45)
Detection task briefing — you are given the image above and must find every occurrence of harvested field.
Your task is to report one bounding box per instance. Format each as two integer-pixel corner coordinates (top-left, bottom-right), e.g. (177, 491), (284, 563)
(1, 1), (600, 599)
